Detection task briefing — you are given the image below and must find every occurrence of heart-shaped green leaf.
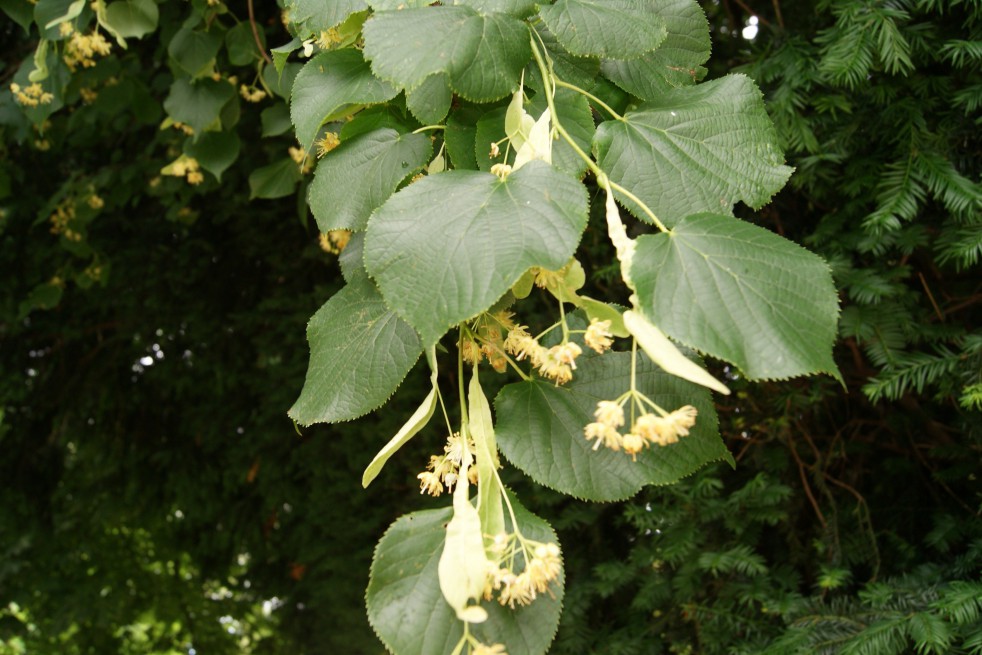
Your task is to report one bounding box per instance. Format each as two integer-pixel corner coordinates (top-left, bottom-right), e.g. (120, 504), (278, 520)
(632, 213), (841, 380)
(406, 73), (453, 125)
(600, 0), (711, 99)
(454, 0), (538, 16)
(594, 74), (793, 227)
(183, 130), (240, 182)
(248, 158), (300, 200)
(367, 495), (563, 655)
(103, 0), (158, 39)
(168, 26), (221, 78)
(308, 128), (433, 232)
(287, 0), (366, 31)
(539, 0), (668, 60)
(364, 162), (588, 345)
(363, 6), (530, 102)
(163, 77), (234, 135)
(290, 49), (399, 150)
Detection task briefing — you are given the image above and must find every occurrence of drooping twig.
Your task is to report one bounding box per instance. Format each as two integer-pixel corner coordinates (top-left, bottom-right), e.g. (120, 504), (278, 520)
(787, 434), (828, 530)
(248, 0), (273, 66)
(771, 0), (785, 29)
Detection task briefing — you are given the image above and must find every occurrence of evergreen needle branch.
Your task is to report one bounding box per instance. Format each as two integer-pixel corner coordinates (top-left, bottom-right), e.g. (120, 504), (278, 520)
(553, 79), (624, 121)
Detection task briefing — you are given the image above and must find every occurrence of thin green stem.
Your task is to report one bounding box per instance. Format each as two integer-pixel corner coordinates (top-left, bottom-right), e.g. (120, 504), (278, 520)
(630, 339), (638, 426)
(450, 629), (468, 655)
(491, 460), (522, 542)
(558, 300), (569, 342)
(528, 33), (668, 234)
(635, 391), (670, 416)
(412, 124), (446, 134)
(457, 329), (470, 430)
(553, 79), (624, 121)
(533, 320), (563, 342)
(608, 181), (669, 233)
(474, 335), (530, 381)
(435, 384), (455, 436)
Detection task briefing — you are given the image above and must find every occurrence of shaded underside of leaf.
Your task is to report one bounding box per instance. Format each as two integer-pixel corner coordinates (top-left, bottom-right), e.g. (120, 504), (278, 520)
(495, 351), (730, 502)
(288, 277), (422, 425)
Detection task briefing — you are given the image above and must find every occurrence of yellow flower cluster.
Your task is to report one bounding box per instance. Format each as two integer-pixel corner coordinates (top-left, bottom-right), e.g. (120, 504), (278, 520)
(84, 262), (104, 281)
(584, 318), (614, 353)
(239, 84), (266, 103)
(462, 311), (517, 373)
(315, 132), (341, 158)
(318, 230), (350, 254)
(10, 83), (54, 107)
(63, 30), (112, 70)
(49, 202), (83, 242)
(484, 537), (562, 609)
(503, 326), (582, 384)
(163, 156), (204, 185)
(170, 121), (194, 136)
(316, 27), (343, 49)
(584, 402), (698, 461)
(471, 643), (507, 655)
(417, 433), (479, 497)
(79, 87), (98, 104)
(490, 163), (512, 180)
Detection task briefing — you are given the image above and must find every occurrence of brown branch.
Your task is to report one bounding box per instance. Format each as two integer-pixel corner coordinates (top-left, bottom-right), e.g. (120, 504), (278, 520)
(247, 0), (273, 66)
(730, 0), (772, 26)
(918, 272), (946, 322)
(943, 291), (982, 316)
(787, 434), (828, 530)
(771, 0), (785, 29)
(733, 434), (761, 462)
(822, 473), (880, 579)
(904, 431), (978, 515)
(720, 0), (738, 34)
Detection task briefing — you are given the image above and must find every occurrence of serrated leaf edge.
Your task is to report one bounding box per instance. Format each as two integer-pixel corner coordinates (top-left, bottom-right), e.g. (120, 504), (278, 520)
(286, 303), (424, 426)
